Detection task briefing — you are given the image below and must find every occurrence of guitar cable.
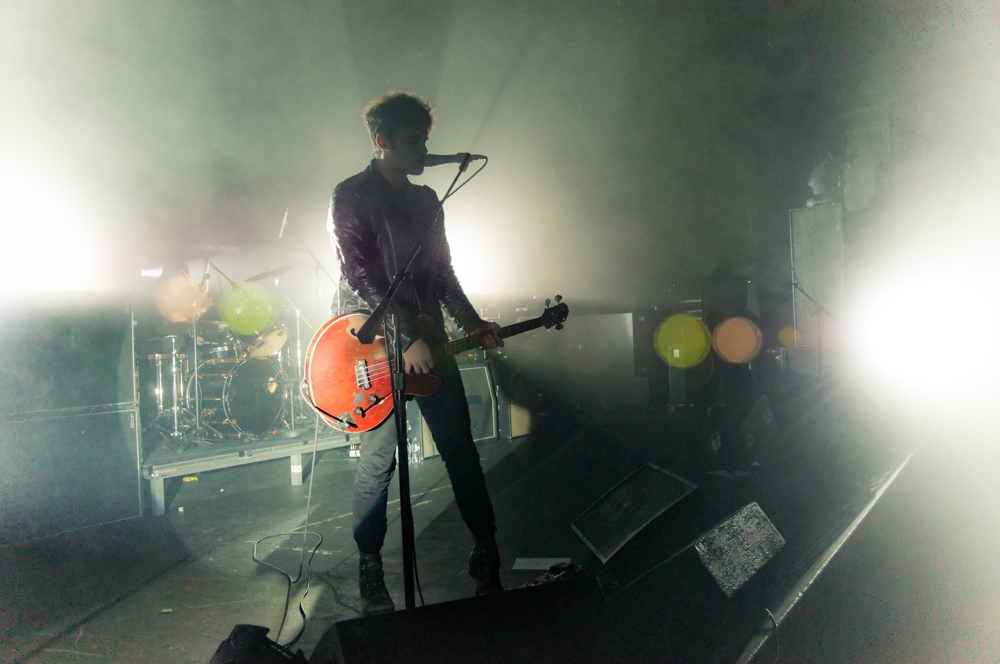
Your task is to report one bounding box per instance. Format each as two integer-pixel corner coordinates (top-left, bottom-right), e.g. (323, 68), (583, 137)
(251, 413), (324, 648)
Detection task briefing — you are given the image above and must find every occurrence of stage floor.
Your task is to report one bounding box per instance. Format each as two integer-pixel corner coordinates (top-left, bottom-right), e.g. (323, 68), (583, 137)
(5, 377), (1000, 663)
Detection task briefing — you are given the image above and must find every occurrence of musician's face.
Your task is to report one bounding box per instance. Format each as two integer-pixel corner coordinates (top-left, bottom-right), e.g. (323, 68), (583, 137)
(379, 126), (429, 176)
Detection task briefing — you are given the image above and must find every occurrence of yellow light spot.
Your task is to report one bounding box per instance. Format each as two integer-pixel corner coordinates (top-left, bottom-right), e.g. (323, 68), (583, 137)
(654, 314), (711, 368)
(712, 316), (763, 364)
(778, 326), (799, 347)
(220, 283), (274, 335)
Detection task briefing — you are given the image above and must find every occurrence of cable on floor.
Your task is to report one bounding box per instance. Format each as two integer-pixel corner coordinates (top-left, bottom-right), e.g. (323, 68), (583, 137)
(252, 414), (325, 647)
(766, 608), (780, 663)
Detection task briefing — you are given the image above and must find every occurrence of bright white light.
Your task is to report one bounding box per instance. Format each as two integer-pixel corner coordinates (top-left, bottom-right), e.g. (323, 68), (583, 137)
(0, 175), (109, 291)
(442, 200), (503, 298)
(849, 266), (1000, 408)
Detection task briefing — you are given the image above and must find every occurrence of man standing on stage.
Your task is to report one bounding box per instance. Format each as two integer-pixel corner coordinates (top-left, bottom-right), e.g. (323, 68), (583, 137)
(328, 92), (504, 616)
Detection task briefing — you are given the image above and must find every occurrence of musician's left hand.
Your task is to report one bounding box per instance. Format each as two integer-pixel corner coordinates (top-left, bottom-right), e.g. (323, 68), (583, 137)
(470, 321), (504, 350)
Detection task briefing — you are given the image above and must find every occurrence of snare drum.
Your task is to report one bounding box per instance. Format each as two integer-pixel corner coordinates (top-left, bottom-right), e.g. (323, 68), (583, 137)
(188, 358), (284, 436)
(206, 345), (240, 360)
(248, 326), (288, 358)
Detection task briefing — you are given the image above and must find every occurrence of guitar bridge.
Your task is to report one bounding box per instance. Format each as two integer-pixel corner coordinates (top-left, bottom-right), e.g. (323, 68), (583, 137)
(355, 360), (371, 389)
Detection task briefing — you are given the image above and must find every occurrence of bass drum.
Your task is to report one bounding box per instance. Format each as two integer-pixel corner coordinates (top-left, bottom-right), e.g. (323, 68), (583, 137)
(189, 358), (284, 436)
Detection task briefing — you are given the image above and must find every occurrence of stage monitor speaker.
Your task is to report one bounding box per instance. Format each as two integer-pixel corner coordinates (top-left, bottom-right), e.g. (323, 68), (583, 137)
(407, 363), (497, 459)
(572, 463), (697, 563)
(789, 204), (845, 347)
(611, 502), (785, 602)
(310, 576), (604, 664)
(692, 502), (785, 597)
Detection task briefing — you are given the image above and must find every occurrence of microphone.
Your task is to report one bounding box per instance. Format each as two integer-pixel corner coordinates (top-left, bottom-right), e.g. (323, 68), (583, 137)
(279, 208), (289, 238)
(424, 153), (487, 168)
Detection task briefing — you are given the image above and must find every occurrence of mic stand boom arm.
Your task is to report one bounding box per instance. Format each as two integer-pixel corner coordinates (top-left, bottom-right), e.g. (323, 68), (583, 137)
(352, 159), (469, 610)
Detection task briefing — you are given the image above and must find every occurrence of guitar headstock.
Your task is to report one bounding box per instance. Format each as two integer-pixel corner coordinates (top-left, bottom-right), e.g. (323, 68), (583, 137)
(542, 295), (569, 330)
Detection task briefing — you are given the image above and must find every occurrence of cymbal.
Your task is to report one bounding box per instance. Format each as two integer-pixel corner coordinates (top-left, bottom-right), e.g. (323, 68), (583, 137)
(246, 266), (292, 282)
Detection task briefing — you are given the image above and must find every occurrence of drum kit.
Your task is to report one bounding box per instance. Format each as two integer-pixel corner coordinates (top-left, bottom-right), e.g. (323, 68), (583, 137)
(144, 265), (313, 441)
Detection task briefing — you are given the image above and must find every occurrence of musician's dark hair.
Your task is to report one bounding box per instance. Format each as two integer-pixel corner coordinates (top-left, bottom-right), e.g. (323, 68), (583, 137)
(363, 92), (434, 154)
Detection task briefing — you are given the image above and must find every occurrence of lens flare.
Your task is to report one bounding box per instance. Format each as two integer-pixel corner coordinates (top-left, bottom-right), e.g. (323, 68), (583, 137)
(778, 326), (799, 347)
(685, 352), (715, 390)
(220, 283), (274, 335)
(655, 314), (711, 368)
(155, 275), (210, 323)
(712, 316), (763, 364)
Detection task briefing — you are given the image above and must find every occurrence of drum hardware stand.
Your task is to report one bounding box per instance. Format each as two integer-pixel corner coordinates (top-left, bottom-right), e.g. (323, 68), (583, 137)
(191, 320), (201, 432)
(279, 212), (339, 318)
(353, 154), (475, 610)
(261, 268), (315, 432)
(279, 292), (313, 431)
(165, 334), (185, 438)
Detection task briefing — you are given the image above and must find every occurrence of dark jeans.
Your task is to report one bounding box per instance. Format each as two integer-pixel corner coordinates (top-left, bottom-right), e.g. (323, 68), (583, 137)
(352, 357), (497, 554)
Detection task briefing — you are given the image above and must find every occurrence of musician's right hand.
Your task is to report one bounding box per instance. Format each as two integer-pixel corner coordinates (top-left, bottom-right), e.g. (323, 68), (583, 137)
(403, 338), (434, 374)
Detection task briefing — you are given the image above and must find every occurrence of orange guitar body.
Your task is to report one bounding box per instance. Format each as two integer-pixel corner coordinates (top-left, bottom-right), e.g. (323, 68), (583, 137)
(303, 312), (441, 432)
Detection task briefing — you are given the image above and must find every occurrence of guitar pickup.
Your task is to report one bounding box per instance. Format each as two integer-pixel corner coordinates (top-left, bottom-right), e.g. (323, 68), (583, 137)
(355, 360), (371, 389)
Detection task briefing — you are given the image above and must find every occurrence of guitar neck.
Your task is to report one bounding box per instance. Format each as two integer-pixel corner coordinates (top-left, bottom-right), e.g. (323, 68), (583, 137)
(438, 317), (546, 357)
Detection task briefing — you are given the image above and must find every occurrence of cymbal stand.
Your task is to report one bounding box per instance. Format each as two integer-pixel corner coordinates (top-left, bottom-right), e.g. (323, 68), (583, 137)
(277, 289), (312, 430)
(191, 320), (200, 432)
(280, 218), (338, 317)
(168, 334), (184, 438)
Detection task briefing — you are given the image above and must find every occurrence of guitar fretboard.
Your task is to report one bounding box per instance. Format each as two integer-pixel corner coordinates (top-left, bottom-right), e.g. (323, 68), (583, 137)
(437, 317), (547, 357)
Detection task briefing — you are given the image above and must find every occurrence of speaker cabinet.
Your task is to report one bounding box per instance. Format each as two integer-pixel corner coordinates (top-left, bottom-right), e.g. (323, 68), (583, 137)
(407, 363), (497, 459)
(0, 292), (141, 542)
(0, 407), (141, 542)
(789, 204), (845, 347)
(311, 576), (604, 664)
(493, 354), (535, 440)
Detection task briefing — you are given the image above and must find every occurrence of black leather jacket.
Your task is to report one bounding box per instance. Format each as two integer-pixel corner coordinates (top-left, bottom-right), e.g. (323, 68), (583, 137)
(328, 161), (483, 349)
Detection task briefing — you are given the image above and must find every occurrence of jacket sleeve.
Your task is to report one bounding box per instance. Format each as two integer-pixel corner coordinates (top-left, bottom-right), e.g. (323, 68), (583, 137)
(430, 210), (485, 334)
(330, 184), (420, 347)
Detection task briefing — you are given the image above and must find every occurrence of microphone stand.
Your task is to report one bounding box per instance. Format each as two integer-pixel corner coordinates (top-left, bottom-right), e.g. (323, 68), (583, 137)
(354, 154), (472, 610)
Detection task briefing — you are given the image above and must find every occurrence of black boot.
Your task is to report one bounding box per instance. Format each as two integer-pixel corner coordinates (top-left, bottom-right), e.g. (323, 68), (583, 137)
(468, 536), (503, 596)
(359, 552), (395, 616)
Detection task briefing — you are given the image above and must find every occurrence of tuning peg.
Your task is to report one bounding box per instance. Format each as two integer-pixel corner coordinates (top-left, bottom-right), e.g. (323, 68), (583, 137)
(555, 323), (563, 330)
(545, 298), (551, 308)
(555, 295), (562, 303)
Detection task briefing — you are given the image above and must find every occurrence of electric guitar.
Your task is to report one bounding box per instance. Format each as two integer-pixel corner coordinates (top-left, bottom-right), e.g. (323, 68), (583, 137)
(302, 297), (569, 432)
